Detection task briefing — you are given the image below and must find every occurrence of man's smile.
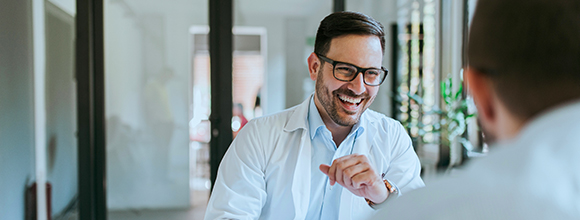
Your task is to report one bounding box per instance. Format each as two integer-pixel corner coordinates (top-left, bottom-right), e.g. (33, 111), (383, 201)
(337, 94), (363, 105)
(335, 93), (366, 114)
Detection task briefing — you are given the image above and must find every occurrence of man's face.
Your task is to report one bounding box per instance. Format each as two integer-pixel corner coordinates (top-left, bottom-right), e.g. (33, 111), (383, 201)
(313, 34), (383, 127)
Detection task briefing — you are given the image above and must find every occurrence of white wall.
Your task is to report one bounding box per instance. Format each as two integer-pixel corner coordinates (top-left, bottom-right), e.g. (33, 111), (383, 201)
(0, 1), (36, 219)
(104, 2), (145, 129)
(45, 2), (78, 216)
(104, 0), (208, 210)
(284, 17), (309, 107)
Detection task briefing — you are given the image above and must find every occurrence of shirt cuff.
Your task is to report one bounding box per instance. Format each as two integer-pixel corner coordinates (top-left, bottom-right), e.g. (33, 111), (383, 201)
(368, 179), (400, 210)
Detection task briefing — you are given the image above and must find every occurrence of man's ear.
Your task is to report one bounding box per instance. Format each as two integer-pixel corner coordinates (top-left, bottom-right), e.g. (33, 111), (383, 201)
(465, 66), (496, 130)
(307, 53), (321, 81)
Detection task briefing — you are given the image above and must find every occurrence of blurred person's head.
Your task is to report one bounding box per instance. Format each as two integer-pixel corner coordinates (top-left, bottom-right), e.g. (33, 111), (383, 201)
(307, 11), (387, 128)
(466, 0), (580, 143)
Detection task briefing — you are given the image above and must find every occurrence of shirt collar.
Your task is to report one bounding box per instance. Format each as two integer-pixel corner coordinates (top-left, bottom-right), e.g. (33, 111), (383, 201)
(513, 98), (580, 143)
(307, 96), (366, 140)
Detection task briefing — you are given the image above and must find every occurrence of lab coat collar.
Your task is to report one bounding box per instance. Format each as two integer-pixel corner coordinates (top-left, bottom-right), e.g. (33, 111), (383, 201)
(283, 95), (312, 133)
(308, 96), (327, 140)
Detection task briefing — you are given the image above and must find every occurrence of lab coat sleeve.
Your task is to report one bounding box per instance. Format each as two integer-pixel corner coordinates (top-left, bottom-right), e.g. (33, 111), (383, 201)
(383, 122), (425, 196)
(204, 120), (268, 220)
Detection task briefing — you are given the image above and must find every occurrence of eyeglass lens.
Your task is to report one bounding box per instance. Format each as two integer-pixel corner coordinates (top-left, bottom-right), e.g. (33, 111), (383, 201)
(334, 63), (384, 85)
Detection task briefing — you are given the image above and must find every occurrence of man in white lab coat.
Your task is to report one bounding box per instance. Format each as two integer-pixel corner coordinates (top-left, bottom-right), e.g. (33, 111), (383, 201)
(205, 11), (424, 220)
(374, 0), (580, 219)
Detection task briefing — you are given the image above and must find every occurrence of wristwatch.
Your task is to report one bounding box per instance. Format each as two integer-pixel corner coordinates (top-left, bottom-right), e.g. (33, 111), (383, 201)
(365, 179), (397, 207)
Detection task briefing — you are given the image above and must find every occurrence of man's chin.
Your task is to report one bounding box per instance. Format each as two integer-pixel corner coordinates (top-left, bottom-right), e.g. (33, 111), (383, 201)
(331, 112), (360, 127)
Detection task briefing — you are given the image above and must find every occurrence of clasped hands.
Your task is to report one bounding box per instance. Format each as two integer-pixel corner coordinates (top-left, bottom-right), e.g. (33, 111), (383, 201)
(319, 154), (389, 204)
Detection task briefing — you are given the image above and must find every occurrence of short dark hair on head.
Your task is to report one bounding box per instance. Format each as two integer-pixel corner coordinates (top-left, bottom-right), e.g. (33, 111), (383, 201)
(314, 11), (385, 56)
(468, 0), (580, 120)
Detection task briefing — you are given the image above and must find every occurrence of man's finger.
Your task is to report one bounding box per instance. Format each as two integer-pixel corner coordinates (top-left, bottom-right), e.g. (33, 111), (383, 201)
(329, 154), (367, 187)
(319, 164), (330, 175)
(343, 163), (368, 188)
(328, 159), (340, 186)
(319, 164), (336, 185)
(351, 171), (375, 189)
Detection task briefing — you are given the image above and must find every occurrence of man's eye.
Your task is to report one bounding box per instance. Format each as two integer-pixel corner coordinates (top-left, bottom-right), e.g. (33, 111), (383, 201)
(337, 67), (353, 72)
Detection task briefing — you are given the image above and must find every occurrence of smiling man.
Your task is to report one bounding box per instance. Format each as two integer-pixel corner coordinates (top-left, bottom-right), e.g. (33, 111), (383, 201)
(204, 11), (424, 220)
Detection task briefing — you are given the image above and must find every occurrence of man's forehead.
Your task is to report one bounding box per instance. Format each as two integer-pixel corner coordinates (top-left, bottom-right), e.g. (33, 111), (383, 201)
(326, 34), (383, 67)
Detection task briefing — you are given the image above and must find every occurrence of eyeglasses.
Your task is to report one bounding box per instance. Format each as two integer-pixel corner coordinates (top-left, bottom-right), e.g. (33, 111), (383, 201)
(316, 53), (388, 86)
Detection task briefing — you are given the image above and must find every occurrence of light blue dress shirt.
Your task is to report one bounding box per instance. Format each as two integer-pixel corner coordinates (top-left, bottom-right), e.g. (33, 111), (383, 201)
(305, 97), (365, 220)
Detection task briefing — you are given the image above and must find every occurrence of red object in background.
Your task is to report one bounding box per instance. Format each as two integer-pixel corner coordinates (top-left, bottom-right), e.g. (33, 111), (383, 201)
(239, 115), (248, 129)
(25, 182), (52, 220)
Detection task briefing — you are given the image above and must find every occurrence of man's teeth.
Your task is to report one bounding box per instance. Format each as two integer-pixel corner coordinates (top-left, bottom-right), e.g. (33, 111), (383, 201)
(338, 95), (362, 104)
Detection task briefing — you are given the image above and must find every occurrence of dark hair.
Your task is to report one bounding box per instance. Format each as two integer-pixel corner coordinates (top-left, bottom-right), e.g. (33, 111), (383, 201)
(314, 11), (385, 56)
(468, 0), (580, 120)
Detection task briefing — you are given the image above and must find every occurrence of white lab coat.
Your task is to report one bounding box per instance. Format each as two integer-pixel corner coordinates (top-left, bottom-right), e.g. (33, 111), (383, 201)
(205, 97), (424, 220)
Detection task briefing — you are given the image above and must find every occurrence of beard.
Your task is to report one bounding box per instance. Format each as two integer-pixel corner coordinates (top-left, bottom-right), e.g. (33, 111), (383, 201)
(315, 71), (373, 127)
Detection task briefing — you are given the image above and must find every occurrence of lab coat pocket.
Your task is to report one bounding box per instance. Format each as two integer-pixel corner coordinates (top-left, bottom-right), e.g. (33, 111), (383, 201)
(352, 196), (377, 220)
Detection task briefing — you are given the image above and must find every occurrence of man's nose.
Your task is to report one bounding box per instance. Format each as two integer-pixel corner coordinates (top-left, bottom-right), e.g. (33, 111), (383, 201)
(348, 72), (366, 95)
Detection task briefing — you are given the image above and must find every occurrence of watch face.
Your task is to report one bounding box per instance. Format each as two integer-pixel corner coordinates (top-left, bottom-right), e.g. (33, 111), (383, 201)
(384, 179), (395, 193)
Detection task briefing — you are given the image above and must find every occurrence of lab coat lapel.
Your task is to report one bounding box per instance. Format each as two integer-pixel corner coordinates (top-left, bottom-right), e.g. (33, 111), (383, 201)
(285, 97), (312, 220)
(291, 131), (311, 220)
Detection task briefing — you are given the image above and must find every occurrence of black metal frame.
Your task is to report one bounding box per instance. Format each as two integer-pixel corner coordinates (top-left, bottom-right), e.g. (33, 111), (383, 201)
(76, 0), (106, 219)
(390, 24), (398, 118)
(334, 0), (345, 12)
(209, 0), (234, 189)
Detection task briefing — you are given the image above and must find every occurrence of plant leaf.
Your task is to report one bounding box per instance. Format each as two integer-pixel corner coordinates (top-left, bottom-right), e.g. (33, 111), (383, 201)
(454, 83), (463, 100)
(440, 81), (449, 105)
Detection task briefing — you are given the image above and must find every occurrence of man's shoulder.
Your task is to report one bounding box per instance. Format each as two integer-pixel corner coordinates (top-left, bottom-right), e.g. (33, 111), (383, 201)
(363, 109), (404, 129)
(246, 105), (302, 129)
(377, 160), (575, 219)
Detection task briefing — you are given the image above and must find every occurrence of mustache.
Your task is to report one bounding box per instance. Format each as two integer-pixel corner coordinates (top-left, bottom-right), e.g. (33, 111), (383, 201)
(332, 86), (369, 99)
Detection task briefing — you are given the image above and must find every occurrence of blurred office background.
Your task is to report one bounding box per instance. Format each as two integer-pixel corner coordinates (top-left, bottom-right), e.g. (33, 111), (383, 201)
(1, 0), (480, 219)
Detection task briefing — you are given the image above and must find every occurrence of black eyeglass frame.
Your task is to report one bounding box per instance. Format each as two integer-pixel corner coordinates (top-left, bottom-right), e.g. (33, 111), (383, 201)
(316, 53), (388, 86)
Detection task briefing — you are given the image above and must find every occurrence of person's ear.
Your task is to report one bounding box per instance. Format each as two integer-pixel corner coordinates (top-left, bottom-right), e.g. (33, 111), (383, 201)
(307, 53), (321, 81)
(465, 66), (496, 129)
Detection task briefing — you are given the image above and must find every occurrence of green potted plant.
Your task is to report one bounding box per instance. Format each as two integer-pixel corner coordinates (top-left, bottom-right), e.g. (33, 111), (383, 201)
(403, 73), (477, 172)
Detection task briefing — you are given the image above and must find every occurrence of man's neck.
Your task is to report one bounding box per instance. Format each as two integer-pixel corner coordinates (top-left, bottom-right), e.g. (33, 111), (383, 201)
(326, 121), (352, 147)
(313, 97), (353, 146)
(494, 100), (527, 141)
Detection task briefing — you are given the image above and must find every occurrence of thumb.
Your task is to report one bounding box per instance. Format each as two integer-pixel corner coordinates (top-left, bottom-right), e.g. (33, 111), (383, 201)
(319, 164), (330, 175)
